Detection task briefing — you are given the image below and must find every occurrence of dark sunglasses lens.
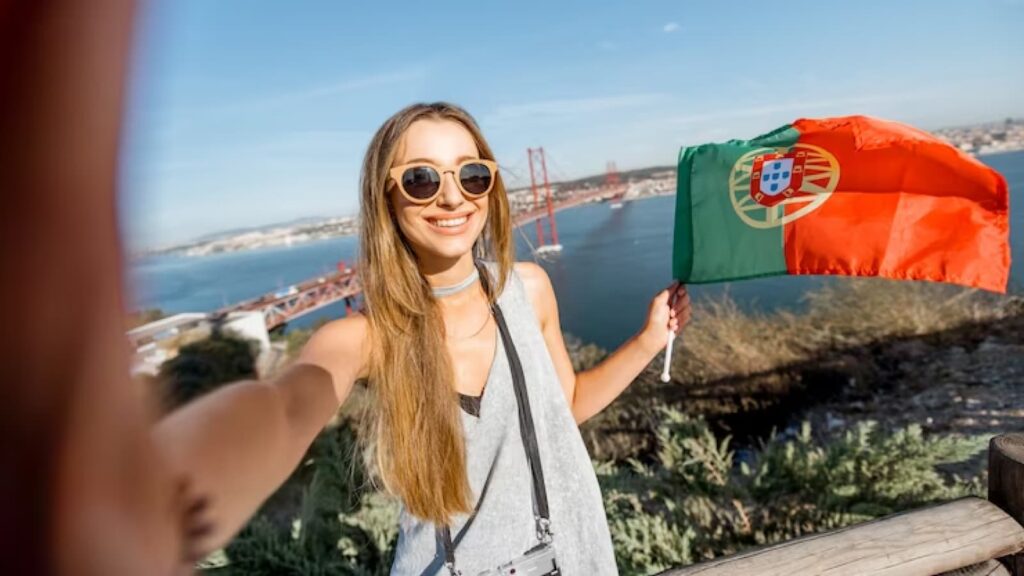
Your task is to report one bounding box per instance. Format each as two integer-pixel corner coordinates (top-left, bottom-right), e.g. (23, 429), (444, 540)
(459, 163), (493, 195)
(401, 166), (441, 199)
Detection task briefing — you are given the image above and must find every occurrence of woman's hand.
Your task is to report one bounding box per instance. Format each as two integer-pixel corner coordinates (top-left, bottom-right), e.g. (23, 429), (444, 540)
(638, 282), (691, 356)
(560, 279), (691, 424)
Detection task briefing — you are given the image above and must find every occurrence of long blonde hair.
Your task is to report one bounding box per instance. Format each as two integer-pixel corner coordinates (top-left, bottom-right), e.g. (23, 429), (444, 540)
(358, 102), (513, 524)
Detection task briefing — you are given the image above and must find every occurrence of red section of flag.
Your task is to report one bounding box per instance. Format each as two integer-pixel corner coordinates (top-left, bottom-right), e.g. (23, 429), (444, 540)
(783, 116), (1010, 292)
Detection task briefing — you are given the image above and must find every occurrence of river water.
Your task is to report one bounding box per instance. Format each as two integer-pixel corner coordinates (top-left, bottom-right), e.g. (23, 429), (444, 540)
(129, 151), (1023, 350)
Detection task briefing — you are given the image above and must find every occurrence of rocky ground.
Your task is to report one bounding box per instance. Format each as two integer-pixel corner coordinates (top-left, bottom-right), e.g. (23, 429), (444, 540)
(583, 299), (1024, 464)
(799, 310), (1024, 441)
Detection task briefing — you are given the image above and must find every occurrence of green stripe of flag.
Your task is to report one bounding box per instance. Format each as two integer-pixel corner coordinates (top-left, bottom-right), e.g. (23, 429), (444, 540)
(673, 125), (801, 283)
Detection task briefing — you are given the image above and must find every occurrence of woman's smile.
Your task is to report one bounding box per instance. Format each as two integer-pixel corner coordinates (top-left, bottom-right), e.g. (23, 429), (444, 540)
(425, 211), (475, 235)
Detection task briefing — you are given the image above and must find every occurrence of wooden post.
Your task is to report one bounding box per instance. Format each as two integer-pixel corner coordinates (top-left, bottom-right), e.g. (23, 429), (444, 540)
(991, 433), (1024, 576)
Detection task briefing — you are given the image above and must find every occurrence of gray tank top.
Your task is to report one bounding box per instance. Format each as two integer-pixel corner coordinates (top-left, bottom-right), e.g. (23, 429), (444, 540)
(389, 264), (618, 576)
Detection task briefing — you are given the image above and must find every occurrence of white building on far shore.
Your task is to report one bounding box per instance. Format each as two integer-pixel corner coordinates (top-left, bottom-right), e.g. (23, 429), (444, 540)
(128, 311), (272, 376)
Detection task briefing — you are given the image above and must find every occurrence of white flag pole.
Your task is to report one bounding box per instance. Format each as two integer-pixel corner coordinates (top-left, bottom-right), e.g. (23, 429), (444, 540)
(660, 330), (675, 383)
(660, 286), (678, 383)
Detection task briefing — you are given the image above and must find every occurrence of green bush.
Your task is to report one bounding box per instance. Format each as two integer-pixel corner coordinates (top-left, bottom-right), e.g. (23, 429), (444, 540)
(597, 407), (986, 575)
(158, 333), (258, 410)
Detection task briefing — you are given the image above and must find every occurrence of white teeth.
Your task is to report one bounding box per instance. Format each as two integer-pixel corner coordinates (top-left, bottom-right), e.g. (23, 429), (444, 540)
(433, 216), (468, 228)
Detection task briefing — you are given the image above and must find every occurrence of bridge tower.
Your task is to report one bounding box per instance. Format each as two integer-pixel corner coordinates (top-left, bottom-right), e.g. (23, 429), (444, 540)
(606, 160), (626, 208)
(605, 161), (621, 187)
(527, 147), (562, 254)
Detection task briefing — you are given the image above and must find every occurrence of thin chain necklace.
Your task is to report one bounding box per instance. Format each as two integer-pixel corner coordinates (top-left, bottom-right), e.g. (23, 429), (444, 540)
(433, 266), (491, 341)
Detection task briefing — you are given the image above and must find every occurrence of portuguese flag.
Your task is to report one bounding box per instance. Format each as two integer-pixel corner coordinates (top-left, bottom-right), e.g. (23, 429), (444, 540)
(673, 115), (1010, 292)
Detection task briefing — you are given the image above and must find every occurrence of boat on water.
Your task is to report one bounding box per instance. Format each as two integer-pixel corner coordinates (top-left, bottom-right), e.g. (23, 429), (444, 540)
(273, 285), (299, 299)
(535, 244), (563, 254)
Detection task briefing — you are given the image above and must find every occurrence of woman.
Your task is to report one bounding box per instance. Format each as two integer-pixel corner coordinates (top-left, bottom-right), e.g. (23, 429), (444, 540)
(156, 102), (690, 575)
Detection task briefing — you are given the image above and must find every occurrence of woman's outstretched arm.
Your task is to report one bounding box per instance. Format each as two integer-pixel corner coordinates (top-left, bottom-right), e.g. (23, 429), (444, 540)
(153, 314), (368, 555)
(516, 262), (690, 424)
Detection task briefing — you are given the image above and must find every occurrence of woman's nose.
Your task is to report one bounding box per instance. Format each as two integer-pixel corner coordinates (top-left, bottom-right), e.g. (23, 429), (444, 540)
(436, 171), (464, 208)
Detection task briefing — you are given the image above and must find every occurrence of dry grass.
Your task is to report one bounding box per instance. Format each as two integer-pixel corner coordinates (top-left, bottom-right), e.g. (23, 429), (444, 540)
(801, 278), (1009, 345)
(667, 279), (1017, 384)
(671, 298), (806, 382)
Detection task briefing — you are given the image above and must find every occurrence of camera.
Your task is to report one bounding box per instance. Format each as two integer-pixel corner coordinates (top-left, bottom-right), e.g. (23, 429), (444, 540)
(474, 543), (560, 576)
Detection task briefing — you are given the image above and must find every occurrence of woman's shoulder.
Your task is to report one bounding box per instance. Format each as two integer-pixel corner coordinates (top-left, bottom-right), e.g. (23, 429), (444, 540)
(511, 261), (556, 327)
(512, 260), (546, 283)
(512, 261), (549, 296)
(297, 312), (370, 383)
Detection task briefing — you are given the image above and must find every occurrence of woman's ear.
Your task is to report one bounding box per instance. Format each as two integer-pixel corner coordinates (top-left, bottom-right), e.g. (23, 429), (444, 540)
(384, 184), (398, 217)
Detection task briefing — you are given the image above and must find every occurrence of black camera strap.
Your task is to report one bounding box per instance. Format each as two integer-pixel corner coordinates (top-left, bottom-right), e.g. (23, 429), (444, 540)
(441, 265), (552, 575)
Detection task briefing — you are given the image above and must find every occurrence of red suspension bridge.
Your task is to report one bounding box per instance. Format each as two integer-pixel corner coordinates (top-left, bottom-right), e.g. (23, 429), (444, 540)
(215, 147), (627, 331)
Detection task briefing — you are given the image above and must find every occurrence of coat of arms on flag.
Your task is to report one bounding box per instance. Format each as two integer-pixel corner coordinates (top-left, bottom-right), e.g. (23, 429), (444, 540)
(751, 151), (806, 207)
(729, 143), (840, 229)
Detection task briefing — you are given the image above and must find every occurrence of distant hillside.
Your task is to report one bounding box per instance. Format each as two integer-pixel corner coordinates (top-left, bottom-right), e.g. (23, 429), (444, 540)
(553, 164), (676, 190)
(190, 215), (338, 243)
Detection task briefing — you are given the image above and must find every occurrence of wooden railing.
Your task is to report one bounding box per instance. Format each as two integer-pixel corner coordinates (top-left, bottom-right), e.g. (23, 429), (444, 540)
(660, 433), (1024, 576)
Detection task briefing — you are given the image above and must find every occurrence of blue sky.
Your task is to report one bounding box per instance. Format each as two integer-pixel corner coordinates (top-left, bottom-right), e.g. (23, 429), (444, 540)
(121, 0), (1024, 249)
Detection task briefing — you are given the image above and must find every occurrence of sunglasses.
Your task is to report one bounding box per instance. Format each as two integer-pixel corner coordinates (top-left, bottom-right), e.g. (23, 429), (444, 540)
(388, 159), (498, 204)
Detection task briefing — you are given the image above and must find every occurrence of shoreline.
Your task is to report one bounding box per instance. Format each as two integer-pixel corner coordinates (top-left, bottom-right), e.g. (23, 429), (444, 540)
(132, 190), (678, 263)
